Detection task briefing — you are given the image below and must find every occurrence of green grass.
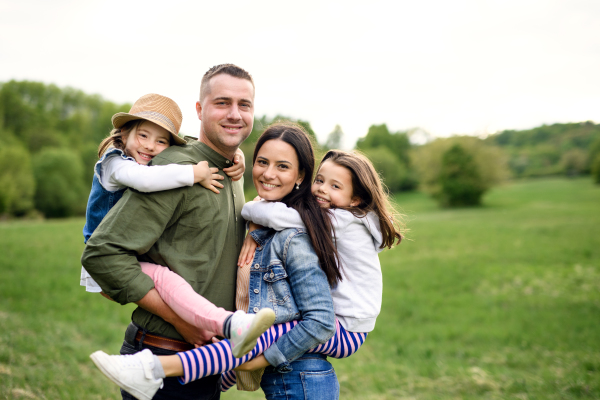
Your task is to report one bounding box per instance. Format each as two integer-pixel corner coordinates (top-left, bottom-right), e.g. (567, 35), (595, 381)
(1, 178), (599, 399)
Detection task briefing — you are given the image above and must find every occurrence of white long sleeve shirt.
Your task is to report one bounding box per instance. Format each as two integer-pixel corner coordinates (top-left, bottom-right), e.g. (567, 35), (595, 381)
(99, 154), (194, 192)
(242, 200), (384, 332)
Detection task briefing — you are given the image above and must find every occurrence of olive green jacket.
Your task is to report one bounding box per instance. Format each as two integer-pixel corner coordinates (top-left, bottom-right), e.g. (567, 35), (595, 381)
(81, 137), (245, 340)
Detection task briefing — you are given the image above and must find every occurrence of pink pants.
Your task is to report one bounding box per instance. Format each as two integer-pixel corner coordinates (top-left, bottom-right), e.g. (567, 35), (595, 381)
(139, 262), (233, 337)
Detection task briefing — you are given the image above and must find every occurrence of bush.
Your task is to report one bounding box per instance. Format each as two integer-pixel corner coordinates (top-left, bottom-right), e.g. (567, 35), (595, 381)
(80, 142), (100, 189)
(33, 148), (87, 218)
(361, 147), (413, 193)
(592, 154), (600, 185)
(438, 144), (485, 207)
(560, 148), (588, 177)
(412, 136), (509, 207)
(0, 145), (35, 216)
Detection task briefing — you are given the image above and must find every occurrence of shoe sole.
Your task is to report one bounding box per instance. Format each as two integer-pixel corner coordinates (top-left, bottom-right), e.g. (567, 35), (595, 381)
(232, 308), (276, 358)
(90, 351), (153, 400)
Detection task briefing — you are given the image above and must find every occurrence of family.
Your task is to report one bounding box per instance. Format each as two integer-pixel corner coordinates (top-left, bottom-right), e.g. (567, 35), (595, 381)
(80, 64), (403, 400)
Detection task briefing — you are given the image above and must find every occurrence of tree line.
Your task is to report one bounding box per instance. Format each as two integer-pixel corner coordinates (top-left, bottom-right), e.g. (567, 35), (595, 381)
(1, 80), (599, 219)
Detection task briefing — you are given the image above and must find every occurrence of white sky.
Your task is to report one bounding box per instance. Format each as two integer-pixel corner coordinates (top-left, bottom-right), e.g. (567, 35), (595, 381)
(1, 0), (599, 148)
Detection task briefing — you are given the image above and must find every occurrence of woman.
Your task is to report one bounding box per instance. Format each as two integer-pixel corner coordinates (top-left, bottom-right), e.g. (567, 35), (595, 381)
(238, 122), (341, 399)
(91, 122), (342, 400)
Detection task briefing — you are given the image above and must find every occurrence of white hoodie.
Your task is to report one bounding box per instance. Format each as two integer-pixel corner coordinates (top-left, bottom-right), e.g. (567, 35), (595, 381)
(241, 201), (384, 333)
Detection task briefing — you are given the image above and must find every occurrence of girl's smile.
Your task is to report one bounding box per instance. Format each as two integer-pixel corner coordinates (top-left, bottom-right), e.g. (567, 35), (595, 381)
(311, 160), (360, 208)
(125, 121), (171, 165)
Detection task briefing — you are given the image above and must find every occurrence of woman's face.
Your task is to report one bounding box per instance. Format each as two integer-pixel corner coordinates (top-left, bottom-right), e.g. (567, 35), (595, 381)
(252, 139), (304, 201)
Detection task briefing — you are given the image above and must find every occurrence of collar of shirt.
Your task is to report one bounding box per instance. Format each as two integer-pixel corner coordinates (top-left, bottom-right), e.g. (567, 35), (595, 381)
(249, 227), (276, 247)
(184, 136), (236, 170)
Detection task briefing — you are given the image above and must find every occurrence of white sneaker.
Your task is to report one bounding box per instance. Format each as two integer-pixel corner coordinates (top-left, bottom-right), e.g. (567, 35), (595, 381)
(229, 308), (276, 358)
(90, 349), (163, 400)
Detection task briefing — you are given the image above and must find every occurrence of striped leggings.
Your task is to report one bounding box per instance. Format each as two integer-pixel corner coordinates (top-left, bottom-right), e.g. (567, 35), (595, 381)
(177, 318), (367, 387)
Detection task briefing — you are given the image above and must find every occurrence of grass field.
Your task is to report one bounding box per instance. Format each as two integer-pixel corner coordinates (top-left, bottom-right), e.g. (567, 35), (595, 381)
(1, 178), (599, 399)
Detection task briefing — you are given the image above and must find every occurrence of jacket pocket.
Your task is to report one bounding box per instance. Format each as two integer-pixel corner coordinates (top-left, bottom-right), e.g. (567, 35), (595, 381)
(263, 264), (287, 282)
(264, 263), (291, 305)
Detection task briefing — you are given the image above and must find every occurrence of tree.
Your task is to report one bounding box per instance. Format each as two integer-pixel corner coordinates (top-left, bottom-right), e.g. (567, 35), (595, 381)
(355, 124), (415, 191)
(361, 147), (409, 193)
(33, 148), (87, 218)
(412, 136), (508, 207)
(325, 125), (344, 150)
(0, 145), (35, 216)
(560, 148), (588, 177)
(589, 136), (600, 175)
(356, 124), (411, 166)
(438, 144), (485, 207)
(592, 154), (600, 184)
(485, 121), (600, 177)
(0, 80), (128, 155)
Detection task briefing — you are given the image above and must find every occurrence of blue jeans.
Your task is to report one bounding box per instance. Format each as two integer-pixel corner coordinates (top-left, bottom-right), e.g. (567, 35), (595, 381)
(261, 354), (339, 400)
(120, 335), (220, 400)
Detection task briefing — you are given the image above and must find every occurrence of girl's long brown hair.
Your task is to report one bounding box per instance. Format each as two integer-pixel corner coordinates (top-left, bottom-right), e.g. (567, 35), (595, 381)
(320, 149), (404, 249)
(253, 123), (343, 286)
(97, 120), (142, 158)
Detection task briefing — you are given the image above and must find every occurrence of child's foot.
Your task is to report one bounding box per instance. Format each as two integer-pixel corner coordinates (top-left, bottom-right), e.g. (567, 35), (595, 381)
(230, 308), (276, 358)
(90, 349), (163, 400)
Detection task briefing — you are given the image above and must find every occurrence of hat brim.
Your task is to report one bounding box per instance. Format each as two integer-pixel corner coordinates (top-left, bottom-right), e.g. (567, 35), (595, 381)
(112, 113), (186, 145)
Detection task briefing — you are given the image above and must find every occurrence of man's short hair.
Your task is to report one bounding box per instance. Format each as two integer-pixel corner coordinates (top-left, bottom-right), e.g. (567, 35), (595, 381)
(199, 64), (254, 102)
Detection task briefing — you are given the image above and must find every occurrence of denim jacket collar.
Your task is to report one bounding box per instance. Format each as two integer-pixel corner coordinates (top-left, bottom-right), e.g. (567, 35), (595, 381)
(249, 227), (276, 247)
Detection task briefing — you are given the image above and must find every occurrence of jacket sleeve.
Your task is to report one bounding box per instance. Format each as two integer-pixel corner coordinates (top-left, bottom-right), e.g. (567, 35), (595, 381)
(262, 231), (336, 372)
(80, 187), (186, 305)
(241, 201), (305, 231)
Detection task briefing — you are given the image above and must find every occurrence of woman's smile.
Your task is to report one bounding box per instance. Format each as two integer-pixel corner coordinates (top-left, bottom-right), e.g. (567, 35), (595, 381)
(252, 139), (303, 201)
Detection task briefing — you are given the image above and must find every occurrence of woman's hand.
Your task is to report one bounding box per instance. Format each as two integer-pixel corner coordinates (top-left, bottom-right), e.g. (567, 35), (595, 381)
(234, 355), (270, 371)
(238, 222), (263, 267)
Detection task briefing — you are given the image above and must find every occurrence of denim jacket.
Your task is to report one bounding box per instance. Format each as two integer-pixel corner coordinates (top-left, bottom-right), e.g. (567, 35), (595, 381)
(247, 227), (336, 373)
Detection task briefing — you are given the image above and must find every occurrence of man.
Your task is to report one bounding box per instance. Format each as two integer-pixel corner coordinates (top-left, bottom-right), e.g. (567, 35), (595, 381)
(82, 64), (255, 399)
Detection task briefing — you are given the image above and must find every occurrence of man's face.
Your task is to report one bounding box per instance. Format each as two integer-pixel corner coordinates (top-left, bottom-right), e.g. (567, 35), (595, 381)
(197, 74), (254, 159)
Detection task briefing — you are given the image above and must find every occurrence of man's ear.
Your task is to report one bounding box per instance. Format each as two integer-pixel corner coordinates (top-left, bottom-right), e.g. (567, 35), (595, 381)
(350, 197), (362, 207)
(196, 101), (202, 121)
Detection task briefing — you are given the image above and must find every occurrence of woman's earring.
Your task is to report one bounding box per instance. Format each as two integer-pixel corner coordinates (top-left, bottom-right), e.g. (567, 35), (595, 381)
(296, 184), (300, 190)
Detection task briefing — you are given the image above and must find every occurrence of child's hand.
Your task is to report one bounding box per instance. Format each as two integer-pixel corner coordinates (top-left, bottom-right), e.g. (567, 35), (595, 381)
(223, 149), (245, 181)
(193, 161), (224, 194)
(234, 355), (270, 371)
(237, 222), (262, 267)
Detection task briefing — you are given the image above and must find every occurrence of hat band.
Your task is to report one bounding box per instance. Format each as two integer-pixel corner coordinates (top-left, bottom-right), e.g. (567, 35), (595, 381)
(133, 111), (177, 133)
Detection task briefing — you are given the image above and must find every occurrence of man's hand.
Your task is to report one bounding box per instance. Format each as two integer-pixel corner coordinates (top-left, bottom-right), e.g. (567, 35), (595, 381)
(171, 318), (216, 347)
(193, 161), (224, 194)
(223, 149), (245, 181)
(234, 355), (270, 371)
(135, 289), (214, 346)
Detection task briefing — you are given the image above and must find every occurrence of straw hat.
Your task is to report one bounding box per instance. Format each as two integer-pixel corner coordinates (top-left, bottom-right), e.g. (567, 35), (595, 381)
(111, 93), (185, 145)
